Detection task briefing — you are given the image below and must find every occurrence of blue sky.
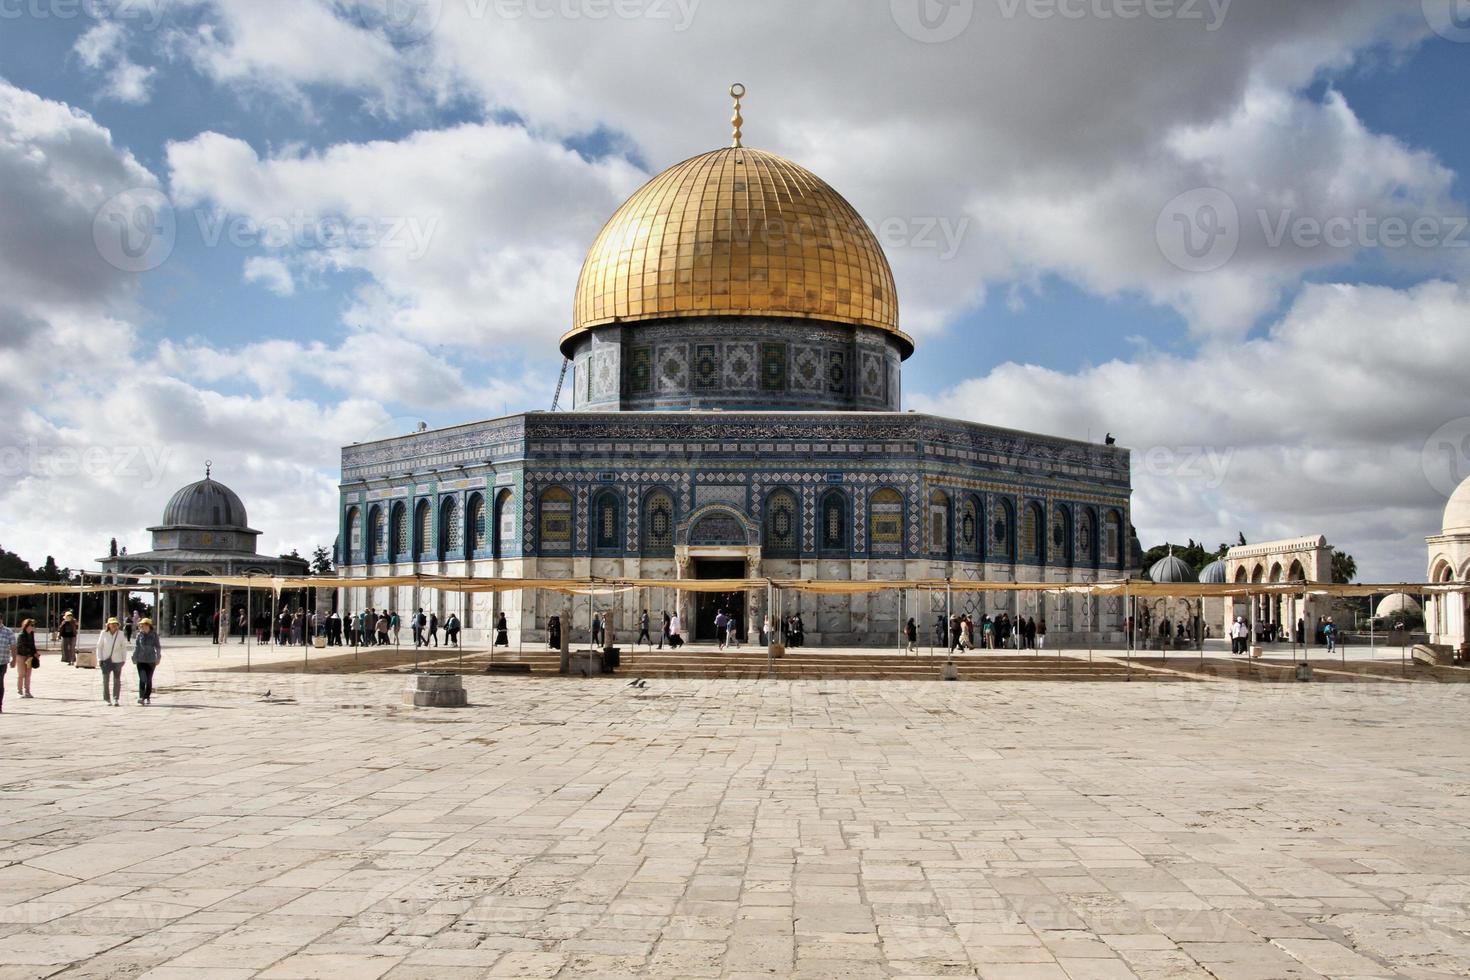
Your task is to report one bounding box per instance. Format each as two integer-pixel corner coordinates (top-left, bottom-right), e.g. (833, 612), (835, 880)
(1, 1), (1468, 580)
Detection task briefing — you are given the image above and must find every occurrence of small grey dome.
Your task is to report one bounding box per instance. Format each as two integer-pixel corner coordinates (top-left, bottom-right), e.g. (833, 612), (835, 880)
(1199, 559), (1227, 584)
(1148, 552), (1199, 584)
(161, 477), (249, 529)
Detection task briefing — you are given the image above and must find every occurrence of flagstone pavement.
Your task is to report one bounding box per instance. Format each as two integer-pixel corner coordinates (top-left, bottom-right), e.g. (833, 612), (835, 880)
(3, 646), (1470, 978)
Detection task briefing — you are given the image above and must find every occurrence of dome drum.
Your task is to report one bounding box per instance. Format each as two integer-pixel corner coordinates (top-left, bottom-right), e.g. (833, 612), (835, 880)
(568, 316), (905, 412)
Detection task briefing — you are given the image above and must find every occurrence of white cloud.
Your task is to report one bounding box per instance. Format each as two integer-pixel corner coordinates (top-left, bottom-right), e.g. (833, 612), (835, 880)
(73, 21), (157, 104)
(242, 255), (295, 296)
(912, 279), (1470, 581)
(165, 0), (410, 114)
(166, 123), (645, 349)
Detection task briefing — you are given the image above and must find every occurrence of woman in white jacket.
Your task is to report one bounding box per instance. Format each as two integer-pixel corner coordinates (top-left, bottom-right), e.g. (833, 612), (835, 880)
(96, 617), (128, 706)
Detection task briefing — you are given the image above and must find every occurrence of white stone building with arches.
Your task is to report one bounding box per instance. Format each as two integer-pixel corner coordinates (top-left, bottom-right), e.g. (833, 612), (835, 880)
(1217, 535), (1332, 641)
(1426, 476), (1470, 653)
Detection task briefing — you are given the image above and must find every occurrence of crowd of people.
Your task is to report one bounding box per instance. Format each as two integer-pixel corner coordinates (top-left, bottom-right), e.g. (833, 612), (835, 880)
(936, 612), (1046, 651)
(0, 612), (165, 711)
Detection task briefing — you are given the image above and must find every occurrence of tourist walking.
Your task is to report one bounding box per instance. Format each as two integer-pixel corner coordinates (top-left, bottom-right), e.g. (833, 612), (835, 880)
(427, 612), (440, 647)
(13, 619), (37, 699)
(715, 609), (729, 650)
(132, 618), (161, 705)
(495, 612), (509, 647)
(237, 608), (248, 643)
(444, 613), (460, 648)
(59, 610), (78, 665)
(1036, 618), (1047, 649)
(96, 617), (128, 706)
(377, 611), (391, 646)
(638, 610), (651, 647)
(1324, 617), (1337, 654)
(0, 618), (12, 713)
(660, 611), (671, 649)
(959, 615), (973, 651)
(412, 608), (425, 647)
(591, 612), (603, 648)
(124, 613), (135, 642)
(668, 611), (683, 648)
(905, 617), (917, 654)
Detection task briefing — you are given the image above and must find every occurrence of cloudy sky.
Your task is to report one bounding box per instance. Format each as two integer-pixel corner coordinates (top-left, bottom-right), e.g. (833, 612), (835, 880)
(1, 0), (1468, 580)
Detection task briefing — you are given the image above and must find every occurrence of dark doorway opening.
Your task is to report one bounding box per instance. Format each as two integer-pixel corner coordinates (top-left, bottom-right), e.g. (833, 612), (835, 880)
(694, 559), (746, 642)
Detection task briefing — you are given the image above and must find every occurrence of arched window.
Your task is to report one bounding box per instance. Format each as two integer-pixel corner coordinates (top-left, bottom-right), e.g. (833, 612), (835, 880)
(539, 487), (573, 553)
(959, 494), (981, 560)
(643, 489), (675, 556)
(869, 488), (903, 557)
(439, 498), (460, 559)
(1021, 502), (1045, 564)
(415, 499), (432, 558)
(1052, 504), (1072, 566)
(390, 501), (408, 559)
(1078, 508), (1096, 565)
(494, 489), (515, 557)
(592, 490), (621, 553)
(346, 507), (361, 565)
(468, 493), (487, 555)
(764, 489), (798, 556)
(368, 505), (386, 563)
(928, 490), (951, 558)
(1104, 510), (1123, 569)
(992, 498), (1015, 563)
(819, 489), (848, 554)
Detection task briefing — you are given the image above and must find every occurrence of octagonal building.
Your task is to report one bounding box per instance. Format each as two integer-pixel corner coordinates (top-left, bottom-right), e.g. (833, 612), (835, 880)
(337, 98), (1135, 646)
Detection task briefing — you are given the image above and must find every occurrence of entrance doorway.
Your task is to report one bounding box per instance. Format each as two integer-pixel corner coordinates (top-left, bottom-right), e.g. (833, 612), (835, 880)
(693, 559), (746, 642)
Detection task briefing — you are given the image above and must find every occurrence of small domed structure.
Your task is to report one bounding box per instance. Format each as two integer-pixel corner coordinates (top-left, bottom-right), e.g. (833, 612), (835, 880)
(1148, 550), (1199, 584)
(1199, 558), (1227, 584)
(101, 463), (309, 637)
(1375, 593), (1421, 620)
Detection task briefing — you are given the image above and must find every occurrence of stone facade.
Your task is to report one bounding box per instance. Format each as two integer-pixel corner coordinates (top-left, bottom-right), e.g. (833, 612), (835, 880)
(337, 411), (1133, 647)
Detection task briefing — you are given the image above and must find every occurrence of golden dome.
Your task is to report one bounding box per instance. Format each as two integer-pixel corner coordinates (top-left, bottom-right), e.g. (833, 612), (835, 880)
(564, 146), (907, 357)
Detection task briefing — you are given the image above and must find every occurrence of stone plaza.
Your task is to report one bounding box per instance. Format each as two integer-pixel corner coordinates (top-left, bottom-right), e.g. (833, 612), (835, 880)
(4, 640), (1470, 978)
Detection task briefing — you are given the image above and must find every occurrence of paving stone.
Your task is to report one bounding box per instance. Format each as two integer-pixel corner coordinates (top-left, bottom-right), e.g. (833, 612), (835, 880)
(0, 645), (1468, 976)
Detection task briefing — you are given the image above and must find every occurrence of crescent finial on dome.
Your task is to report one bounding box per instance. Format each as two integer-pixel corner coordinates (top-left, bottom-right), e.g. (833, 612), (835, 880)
(729, 82), (745, 148)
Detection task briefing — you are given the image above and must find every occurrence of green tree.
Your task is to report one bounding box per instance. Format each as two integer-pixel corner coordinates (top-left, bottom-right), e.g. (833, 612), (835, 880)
(1331, 549), (1357, 584)
(311, 546), (333, 576)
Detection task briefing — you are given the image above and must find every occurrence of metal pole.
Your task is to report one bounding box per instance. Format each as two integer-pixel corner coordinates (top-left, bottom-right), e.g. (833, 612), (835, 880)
(766, 581), (775, 680)
(1124, 583), (1131, 680)
(1370, 591), (1377, 660)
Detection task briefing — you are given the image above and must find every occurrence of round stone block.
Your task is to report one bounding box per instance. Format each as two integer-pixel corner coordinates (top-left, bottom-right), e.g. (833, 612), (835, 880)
(404, 672), (468, 708)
